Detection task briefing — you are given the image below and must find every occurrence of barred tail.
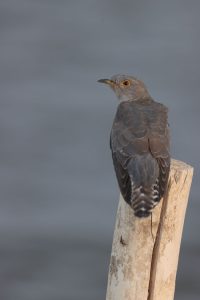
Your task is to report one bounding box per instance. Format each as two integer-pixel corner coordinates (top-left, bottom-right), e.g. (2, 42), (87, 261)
(127, 154), (160, 218)
(130, 179), (160, 218)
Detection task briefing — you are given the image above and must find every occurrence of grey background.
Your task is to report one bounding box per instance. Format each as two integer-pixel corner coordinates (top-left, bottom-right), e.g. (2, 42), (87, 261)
(0, 0), (199, 299)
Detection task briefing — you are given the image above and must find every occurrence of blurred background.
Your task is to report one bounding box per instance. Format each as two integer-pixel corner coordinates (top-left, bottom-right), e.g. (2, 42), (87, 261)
(0, 0), (199, 299)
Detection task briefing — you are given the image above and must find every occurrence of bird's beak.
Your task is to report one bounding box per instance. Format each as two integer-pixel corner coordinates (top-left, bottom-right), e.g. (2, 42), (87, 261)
(97, 78), (114, 86)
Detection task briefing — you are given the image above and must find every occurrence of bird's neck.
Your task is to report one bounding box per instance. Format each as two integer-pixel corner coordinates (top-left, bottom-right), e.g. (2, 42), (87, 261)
(119, 94), (152, 103)
(118, 85), (151, 103)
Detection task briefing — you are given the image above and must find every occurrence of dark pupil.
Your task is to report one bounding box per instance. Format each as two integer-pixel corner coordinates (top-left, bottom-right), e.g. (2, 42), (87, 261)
(123, 80), (129, 86)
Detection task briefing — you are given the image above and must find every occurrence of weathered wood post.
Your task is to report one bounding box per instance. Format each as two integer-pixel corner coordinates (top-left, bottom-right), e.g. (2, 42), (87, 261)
(106, 159), (193, 300)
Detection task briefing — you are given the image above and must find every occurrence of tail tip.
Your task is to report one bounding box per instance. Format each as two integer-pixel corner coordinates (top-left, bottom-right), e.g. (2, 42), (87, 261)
(134, 209), (151, 218)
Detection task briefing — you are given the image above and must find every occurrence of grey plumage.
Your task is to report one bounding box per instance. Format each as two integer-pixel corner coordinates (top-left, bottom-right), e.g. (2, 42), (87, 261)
(98, 74), (170, 218)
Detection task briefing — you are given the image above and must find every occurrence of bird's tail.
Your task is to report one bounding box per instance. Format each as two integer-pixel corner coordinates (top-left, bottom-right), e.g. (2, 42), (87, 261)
(127, 154), (160, 218)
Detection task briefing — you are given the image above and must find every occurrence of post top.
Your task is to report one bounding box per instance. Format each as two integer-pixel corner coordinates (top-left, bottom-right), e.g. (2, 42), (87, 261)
(171, 159), (193, 172)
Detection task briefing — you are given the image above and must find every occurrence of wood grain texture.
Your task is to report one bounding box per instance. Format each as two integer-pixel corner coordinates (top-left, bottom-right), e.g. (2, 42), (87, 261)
(106, 159), (193, 300)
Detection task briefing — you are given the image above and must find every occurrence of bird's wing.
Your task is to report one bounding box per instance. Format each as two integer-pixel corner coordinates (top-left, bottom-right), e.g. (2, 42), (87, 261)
(148, 102), (170, 197)
(110, 101), (149, 205)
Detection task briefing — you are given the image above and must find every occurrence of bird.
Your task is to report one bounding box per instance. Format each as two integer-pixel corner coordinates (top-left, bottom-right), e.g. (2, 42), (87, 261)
(98, 74), (170, 218)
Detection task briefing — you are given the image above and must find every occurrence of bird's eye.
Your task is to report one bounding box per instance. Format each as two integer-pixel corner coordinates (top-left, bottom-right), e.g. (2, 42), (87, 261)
(122, 80), (130, 87)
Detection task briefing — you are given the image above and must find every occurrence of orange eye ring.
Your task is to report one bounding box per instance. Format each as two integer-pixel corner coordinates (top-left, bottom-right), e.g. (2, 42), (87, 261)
(121, 80), (131, 87)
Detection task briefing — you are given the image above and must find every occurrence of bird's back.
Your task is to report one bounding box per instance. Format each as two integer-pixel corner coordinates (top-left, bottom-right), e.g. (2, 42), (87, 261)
(110, 98), (170, 217)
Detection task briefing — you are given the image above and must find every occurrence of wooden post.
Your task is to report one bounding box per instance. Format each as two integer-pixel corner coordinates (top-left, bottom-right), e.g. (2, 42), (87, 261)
(106, 159), (193, 300)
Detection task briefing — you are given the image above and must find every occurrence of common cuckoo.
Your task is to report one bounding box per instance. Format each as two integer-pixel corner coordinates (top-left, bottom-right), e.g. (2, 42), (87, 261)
(98, 74), (170, 218)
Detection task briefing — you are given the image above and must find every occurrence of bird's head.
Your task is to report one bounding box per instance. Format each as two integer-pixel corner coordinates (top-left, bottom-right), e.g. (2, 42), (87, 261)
(98, 74), (150, 102)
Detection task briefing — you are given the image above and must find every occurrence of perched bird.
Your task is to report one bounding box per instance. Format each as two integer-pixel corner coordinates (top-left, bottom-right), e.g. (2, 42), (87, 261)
(98, 74), (170, 218)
